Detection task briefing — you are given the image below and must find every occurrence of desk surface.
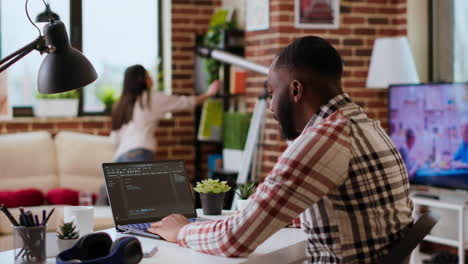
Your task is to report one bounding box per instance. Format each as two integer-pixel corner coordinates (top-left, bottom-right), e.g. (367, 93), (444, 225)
(0, 210), (308, 264)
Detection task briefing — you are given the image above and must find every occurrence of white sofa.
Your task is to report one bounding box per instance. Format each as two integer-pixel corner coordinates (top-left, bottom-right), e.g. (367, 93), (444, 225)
(0, 131), (115, 237)
(0, 130), (114, 193)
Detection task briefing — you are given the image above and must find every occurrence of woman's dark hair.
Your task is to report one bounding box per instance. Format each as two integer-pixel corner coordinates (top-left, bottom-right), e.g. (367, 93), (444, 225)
(112, 65), (151, 130)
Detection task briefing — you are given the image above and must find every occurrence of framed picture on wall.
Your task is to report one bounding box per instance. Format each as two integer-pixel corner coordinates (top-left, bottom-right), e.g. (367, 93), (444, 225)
(294, 0), (340, 29)
(246, 0), (270, 31)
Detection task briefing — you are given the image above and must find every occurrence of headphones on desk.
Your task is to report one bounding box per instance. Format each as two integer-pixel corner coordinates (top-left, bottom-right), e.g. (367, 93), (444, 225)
(56, 232), (143, 264)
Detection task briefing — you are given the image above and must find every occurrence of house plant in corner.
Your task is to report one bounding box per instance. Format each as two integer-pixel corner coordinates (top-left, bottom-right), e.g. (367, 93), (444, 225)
(97, 86), (119, 115)
(35, 90), (79, 117)
(56, 221), (79, 252)
(235, 182), (256, 211)
(194, 179), (231, 215)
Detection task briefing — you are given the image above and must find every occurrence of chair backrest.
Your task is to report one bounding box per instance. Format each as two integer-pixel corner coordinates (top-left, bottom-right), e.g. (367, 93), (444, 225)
(381, 212), (440, 264)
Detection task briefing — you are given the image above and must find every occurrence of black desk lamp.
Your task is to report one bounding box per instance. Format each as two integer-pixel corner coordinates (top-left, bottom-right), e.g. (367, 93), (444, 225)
(36, 4), (60, 22)
(0, 0), (97, 94)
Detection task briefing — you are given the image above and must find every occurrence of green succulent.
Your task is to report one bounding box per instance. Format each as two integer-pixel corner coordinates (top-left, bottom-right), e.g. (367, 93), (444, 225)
(193, 179), (231, 194)
(235, 182), (257, 200)
(36, 89), (79, 99)
(56, 222), (79, 240)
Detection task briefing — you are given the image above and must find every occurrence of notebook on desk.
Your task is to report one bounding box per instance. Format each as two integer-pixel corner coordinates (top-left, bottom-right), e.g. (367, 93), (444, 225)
(102, 160), (210, 239)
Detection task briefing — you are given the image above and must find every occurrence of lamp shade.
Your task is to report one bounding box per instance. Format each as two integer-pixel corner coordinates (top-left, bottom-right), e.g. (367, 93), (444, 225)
(38, 20), (97, 94)
(35, 4), (60, 22)
(366, 37), (419, 89)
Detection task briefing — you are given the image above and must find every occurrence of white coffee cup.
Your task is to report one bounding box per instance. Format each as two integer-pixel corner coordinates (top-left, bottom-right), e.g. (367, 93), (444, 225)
(64, 206), (94, 237)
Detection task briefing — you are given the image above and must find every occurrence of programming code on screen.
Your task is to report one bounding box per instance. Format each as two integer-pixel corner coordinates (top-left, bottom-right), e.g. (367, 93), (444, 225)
(104, 161), (195, 222)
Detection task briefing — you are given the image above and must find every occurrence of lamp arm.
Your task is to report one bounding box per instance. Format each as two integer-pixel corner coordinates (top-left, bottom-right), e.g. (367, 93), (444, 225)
(196, 46), (269, 75)
(0, 37), (47, 73)
(196, 46), (271, 98)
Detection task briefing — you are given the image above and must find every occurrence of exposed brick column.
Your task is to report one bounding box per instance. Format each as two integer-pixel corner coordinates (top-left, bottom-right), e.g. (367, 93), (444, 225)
(164, 0), (222, 180)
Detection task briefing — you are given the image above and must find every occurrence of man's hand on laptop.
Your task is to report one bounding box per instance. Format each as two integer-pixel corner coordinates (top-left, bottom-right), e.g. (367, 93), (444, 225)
(147, 214), (191, 242)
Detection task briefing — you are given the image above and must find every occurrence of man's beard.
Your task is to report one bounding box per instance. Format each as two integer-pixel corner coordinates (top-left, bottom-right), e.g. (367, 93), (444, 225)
(275, 97), (300, 140)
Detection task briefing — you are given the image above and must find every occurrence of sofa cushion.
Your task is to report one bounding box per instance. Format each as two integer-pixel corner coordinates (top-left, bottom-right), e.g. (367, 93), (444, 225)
(0, 188), (44, 208)
(46, 188), (97, 205)
(55, 131), (114, 193)
(0, 131), (58, 192)
(46, 188), (79, 205)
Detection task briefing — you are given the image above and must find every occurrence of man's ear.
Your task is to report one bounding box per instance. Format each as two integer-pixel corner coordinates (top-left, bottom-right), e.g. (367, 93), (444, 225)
(289, 80), (303, 103)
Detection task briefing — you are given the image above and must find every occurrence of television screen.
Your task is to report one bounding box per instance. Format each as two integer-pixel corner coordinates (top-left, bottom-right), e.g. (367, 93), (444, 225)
(389, 83), (468, 190)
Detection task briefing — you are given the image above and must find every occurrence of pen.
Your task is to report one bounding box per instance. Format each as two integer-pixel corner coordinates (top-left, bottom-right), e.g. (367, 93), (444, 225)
(35, 215), (40, 226)
(42, 208), (55, 225)
(42, 210), (46, 225)
(25, 211), (34, 227)
(19, 215), (26, 226)
(0, 204), (19, 226)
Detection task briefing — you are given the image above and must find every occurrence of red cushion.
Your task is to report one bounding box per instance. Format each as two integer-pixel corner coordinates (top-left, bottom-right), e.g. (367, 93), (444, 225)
(47, 188), (79, 205)
(0, 188), (44, 208)
(46, 188), (97, 206)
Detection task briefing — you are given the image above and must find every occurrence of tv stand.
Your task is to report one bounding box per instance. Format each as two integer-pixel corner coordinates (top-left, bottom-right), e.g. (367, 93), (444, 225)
(412, 192), (440, 200)
(411, 195), (467, 264)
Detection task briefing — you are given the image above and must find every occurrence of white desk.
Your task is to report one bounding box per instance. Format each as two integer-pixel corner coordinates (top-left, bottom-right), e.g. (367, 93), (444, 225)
(0, 210), (308, 264)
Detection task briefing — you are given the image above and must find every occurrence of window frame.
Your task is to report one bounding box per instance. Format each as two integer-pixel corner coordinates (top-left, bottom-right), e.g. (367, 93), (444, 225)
(70, 0), (163, 116)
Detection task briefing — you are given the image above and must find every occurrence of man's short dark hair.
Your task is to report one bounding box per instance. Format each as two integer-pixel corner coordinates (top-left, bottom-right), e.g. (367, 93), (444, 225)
(275, 36), (343, 79)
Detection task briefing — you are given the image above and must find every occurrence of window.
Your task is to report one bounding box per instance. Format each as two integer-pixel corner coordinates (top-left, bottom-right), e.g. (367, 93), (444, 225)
(453, 0), (468, 82)
(82, 0), (160, 113)
(431, 0), (468, 82)
(1, 0), (163, 115)
(0, 0), (70, 107)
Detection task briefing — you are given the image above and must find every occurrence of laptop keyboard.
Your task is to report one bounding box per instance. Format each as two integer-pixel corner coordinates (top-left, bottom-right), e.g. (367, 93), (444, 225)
(127, 222), (151, 230)
(123, 218), (203, 232)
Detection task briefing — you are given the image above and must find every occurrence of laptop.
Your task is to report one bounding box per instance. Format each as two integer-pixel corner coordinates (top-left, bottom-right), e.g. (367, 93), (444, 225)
(102, 160), (211, 239)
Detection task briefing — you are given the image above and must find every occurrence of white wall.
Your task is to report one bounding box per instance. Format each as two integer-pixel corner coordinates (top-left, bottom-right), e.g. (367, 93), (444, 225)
(407, 0), (429, 82)
(222, 0), (245, 29)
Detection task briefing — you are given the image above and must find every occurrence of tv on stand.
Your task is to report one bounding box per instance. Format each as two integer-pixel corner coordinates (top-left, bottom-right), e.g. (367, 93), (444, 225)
(389, 83), (468, 199)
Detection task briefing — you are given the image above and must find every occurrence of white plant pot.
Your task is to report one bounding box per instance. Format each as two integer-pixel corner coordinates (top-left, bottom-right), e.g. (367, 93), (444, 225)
(237, 199), (248, 211)
(35, 99), (79, 117)
(57, 238), (78, 252)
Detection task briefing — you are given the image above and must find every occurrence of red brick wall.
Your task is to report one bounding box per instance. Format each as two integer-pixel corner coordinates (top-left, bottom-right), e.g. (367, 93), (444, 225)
(245, 0), (408, 180)
(0, 117), (111, 136)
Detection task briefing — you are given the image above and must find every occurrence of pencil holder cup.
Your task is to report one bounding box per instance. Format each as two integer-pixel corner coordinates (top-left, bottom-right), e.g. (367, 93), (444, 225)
(13, 225), (46, 264)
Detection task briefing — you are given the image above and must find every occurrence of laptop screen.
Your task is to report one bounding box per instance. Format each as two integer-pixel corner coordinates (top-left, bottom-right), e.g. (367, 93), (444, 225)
(102, 160), (197, 225)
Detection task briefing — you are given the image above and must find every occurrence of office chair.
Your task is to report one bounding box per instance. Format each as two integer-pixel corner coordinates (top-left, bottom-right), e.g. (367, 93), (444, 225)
(381, 212), (440, 264)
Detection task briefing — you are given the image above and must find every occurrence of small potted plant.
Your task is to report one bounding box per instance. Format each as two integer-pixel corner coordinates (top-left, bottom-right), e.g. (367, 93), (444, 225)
(97, 86), (119, 115)
(56, 221), (79, 252)
(35, 90), (79, 117)
(235, 182), (256, 211)
(194, 179), (231, 215)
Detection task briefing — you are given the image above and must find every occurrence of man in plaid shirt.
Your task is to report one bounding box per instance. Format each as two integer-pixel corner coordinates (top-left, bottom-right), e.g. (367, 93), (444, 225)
(148, 36), (414, 263)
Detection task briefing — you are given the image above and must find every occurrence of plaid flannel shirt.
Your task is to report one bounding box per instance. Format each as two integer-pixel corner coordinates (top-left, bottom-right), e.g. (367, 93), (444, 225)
(178, 93), (414, 263)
